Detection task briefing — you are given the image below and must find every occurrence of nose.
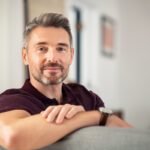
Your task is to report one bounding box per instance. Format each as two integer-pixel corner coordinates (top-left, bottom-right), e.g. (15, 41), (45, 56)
(46, 48), (57, 63)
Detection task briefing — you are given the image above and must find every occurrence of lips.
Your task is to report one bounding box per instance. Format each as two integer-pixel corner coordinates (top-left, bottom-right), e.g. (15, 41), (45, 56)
(43, 66), (61, 71)
(41, 63), (64, 72)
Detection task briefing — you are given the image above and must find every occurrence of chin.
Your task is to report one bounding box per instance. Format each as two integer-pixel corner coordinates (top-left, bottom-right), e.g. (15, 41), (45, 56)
(41, 77), (64, 85)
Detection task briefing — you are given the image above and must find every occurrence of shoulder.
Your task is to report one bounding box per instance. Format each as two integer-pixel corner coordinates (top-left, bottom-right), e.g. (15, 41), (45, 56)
(64, 82), (91, 94)
(64, 83), (99, 96)
(0, 88), (35, 101)
(0, 88), (43, 114)
(63, 83), (104, 109)
(1, 88), (30, 96)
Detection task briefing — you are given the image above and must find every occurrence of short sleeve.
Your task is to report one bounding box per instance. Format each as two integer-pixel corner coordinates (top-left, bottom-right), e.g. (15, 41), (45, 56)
(89, 91), (105, 110)
(0, 92), (44, 114)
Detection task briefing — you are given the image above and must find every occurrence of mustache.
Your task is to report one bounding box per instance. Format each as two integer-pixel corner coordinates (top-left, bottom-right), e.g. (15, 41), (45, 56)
(41, 62), (64, 70)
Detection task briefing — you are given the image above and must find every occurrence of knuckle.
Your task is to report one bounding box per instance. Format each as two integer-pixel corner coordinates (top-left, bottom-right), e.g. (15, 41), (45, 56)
(61, 107), (68, 112)
(46, 106), (53, 111)
(71, 107), (78, 112)
(64, 104), (71, 107)
(53, 105), (62, 111)
(57, 105), (62, 108)
(79, 105), (85, 111)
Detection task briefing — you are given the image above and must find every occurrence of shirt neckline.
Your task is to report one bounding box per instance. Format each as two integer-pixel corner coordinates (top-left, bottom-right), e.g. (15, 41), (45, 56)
(21, 79), (75, 104)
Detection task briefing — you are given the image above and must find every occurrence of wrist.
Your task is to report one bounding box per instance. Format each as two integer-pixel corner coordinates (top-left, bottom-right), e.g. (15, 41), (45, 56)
(98, 107), (113, 126)
(74, 111), (101, 127)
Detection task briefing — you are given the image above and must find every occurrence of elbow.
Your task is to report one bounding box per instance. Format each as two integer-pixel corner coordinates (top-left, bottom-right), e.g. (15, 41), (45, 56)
(2, 126), (20, 150)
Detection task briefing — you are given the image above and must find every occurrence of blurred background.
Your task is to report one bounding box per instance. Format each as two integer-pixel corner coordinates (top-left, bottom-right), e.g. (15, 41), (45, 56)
(0, 0), (150, 129)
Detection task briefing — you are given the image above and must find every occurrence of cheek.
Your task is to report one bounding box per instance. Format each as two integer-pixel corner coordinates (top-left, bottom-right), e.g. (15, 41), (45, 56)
(62, 58), (71, 67)
(63, 54), (73, 65)
(28, 53), (42, 64)
(27, 56), (42, 70)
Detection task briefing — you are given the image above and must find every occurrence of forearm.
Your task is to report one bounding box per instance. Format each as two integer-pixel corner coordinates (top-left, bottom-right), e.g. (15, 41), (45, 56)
(6, 110), (100, 150)
(106, 115), (134, 128)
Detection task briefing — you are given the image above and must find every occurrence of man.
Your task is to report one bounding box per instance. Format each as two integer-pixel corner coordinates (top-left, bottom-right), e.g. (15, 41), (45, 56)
(0, 13), (133, 150)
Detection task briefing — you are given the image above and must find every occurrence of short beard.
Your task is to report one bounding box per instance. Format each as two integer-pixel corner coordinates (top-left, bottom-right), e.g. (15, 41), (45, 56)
(32, 69), (69, 86)
(40, 74), (67, 85)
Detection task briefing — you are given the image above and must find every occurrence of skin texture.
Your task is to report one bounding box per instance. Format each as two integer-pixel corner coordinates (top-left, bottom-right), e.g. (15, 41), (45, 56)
(41, 104), (85, 124)
(0, 26), (133, 150)
(0, 109), (101, 150)
(23, 27), (74, 86)
(22, 27), (74, 103)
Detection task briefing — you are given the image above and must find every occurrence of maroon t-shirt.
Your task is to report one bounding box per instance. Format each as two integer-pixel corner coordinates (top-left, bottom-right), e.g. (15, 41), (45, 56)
(0, 79), (104, 115)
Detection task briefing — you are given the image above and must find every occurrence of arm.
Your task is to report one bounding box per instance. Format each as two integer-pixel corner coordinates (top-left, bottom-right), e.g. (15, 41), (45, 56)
(42, 105), (134, 128)
(0, 109), (100, 150)
(106, 114), (134, 128)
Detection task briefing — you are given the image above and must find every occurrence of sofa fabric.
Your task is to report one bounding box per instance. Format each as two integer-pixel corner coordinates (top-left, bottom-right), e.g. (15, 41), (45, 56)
(0, 127), (150, 150)
(42, 127), (150, 150)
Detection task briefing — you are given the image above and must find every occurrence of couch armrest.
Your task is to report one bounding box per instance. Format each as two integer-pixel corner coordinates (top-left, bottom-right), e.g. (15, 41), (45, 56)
(0, 127), (150, 150)
(40, 126), (150, 150)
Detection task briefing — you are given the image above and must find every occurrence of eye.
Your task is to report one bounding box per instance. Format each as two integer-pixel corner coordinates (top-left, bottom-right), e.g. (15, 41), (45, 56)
(38, 47), (47, 52)
(57, 47), (66, 52)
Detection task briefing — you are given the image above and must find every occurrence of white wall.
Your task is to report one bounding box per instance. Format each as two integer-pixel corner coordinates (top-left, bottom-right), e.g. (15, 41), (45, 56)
(28, 0), (66, 21)
(67, 0), (121, 109)
(67, 0), (150, 129)
(0, 0), (25, 92)
(118, 0), (150, 129)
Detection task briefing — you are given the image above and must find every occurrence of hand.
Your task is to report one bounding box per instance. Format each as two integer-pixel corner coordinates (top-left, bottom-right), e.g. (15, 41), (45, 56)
(106, 115), (134, 128)
(41, 104), (85, 124)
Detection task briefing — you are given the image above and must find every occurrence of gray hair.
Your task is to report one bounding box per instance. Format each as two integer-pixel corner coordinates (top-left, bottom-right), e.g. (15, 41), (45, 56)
(23, 13), (72, 48)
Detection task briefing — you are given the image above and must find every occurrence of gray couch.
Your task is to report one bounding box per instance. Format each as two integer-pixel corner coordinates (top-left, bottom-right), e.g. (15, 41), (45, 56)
(1, 127), (150, 150)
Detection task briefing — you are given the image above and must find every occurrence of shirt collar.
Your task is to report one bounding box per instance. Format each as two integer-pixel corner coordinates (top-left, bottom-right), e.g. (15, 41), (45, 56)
(21, 79), (76, 104)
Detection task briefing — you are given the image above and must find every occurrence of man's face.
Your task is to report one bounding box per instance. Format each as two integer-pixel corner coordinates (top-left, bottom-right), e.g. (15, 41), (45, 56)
(22, 26), (74, 85)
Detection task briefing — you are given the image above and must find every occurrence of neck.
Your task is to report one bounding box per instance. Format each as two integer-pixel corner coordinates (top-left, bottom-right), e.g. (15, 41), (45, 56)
(30, 78), (63, 104)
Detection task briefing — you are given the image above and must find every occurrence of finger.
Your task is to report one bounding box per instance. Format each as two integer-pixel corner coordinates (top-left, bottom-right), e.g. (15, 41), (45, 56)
(66, 106), (85, 119)
(42, 106), (55, 118)
(40, 111), (44, 115)
(47, 106), (62, 122)
(66, 107), (77, 119)
(55, 106), (71, 124)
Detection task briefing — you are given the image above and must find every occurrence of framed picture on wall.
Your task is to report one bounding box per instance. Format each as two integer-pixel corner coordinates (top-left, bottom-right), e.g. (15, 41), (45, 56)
(101, 15), (115, 57)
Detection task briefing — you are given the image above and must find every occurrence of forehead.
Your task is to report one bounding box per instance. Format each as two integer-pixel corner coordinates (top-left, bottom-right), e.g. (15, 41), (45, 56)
(28, 26), (70, 46)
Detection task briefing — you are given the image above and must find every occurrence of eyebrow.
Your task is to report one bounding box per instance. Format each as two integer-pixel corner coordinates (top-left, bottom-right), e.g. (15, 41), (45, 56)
(35, 42), (48, 45)
(57, 42), (69, 48)
(35, 42), (69, 48)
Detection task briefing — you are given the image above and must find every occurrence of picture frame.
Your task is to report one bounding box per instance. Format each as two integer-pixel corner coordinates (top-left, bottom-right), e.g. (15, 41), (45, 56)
(101, 15), (115, 57)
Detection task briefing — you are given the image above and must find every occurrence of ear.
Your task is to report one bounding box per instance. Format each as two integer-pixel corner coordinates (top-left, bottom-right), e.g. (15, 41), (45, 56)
(70, 48), (74, 65)
(22, 48), (29, 65)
